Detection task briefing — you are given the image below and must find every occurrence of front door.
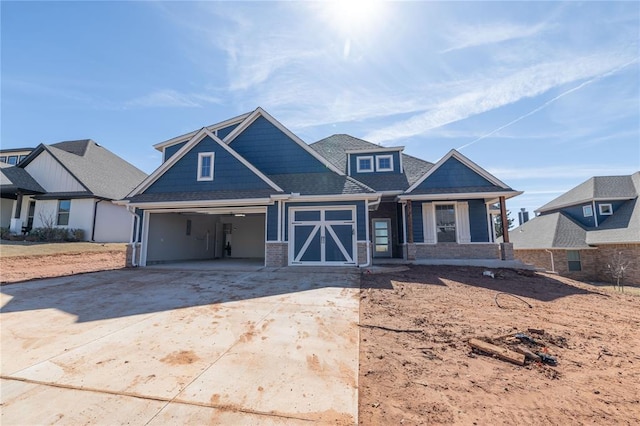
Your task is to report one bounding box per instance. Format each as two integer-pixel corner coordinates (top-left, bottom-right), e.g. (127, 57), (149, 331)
(372, 218), (392, 258)
(290, 207), (356, 265)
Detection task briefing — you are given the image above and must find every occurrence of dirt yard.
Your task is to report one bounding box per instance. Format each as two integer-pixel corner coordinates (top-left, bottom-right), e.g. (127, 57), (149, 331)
(0, 242), (126, 284)
(359, 265), (640, 425)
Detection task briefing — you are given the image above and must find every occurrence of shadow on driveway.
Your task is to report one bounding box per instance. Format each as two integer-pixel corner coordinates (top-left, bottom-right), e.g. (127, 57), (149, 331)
(1, 268), (359, 323)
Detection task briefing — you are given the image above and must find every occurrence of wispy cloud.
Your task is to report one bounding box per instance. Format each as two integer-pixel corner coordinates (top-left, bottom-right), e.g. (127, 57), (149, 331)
(124, 90), (221, 108)
(440, 22), (547, 53)
(364, 52), (638, 144)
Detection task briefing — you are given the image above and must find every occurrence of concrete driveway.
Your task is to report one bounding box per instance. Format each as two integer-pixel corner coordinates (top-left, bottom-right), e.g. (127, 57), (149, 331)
(1, 268), (360, 425)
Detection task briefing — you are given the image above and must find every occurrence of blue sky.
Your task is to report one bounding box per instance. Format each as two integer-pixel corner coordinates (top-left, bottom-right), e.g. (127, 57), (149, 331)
(2, 1), (639, 218)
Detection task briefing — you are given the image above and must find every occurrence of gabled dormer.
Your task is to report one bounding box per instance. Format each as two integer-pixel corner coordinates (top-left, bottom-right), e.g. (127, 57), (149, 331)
(535, 173), (639, 228)
(346, 146), (404, 176)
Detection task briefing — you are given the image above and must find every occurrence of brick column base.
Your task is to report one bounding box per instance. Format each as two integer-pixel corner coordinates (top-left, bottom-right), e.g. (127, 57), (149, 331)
(357, 241), (369, 266)
(500, 242), (514, 261)
(404, 243), (417, 260)
(126, 242), (141, 267)
(265, 242), (288, 267)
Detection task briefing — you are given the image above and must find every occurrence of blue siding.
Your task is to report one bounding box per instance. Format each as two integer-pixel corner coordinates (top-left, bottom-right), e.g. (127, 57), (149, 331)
(559, 204), (596, 227)
(266, 203), (278, 241)
(284, 200), (366, 240)
(414, 157), (497, 190)
(230, 116), (328, 174)
(217, 123), (239, 140)
(164, 142), (187, 163)
(145, 136), (272, 194)
(468, 199), (490, 242)
(596, 200), (626, 225)
(397, 203), (405, 244)
(410, 202), (424, 243)
(556, 200), (628, 228)
(349, 151), (402, 176)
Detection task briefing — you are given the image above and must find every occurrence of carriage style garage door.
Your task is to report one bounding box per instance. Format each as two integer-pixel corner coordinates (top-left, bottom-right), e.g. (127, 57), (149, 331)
(289, 207), (356, 265)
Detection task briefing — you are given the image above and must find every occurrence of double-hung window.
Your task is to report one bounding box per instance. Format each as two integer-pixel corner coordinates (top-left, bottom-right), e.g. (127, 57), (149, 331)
(197, 152), (215, 181)
(567, 250), (581, 271)
(435, 204), (456, 242)
(57, 200), (71, 226)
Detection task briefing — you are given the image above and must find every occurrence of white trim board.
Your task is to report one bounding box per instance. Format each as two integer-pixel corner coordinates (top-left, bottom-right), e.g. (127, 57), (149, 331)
(128, 128), (283, 197)
(405, 149), (511, 194)
(153, 112), (251, 152)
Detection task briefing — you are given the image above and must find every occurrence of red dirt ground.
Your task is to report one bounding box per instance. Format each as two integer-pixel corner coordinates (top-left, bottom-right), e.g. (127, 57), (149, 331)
(0, 250), (126, 284)
(359, 265), (640, 425)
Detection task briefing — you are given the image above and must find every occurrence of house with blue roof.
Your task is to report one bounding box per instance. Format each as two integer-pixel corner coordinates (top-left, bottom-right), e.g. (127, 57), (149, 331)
(510, 172), (640, 285)
(121, 108), (521, 267)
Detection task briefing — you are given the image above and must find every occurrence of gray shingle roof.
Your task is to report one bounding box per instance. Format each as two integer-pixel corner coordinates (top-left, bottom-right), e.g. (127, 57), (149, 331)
(268, 173), (375, 195)
(537, 172), (639, 213)
(27, 140), (148, 200)
(128, 189), (278, 203)
(586, 198), (640, 245)
(509, 212), (590, 249)
(310, 134), (433, 190)
(0, 163), (45, 195)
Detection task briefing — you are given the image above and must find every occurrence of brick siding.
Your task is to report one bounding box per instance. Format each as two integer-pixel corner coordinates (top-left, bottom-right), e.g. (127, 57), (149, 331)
(265, 242), (288, 267)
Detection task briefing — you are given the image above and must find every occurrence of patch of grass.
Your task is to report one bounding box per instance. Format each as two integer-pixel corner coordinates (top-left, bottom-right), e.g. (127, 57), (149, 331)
(0, 242), (127, 258)
(585, 281), (640, 296)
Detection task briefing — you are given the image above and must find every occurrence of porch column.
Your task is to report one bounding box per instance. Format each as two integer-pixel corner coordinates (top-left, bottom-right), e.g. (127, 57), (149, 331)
(14, 192), (23, 218)
(406, 200), (414, 243)
(499, 196), (509, 243)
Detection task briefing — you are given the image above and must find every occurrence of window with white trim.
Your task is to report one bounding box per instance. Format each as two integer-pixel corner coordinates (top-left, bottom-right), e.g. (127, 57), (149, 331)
(598, 204), (612, 215)
(197, 152), (215, 181)
(357, 156), (374, 173)
(582, 205), (593, 217)
(376, 155), (393, 171)
(567, 250), (581, 271)
(435, 204), (456, 242)
(57, 200), (71, 226)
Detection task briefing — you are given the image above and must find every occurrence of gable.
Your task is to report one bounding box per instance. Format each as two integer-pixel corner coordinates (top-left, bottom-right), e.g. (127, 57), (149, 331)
(144, 135), (274, 194)
(412, 157), (497, 191)
(163, 141), (187, 163)
(24, 150), (86, 193)
(229, 116), (329, 175)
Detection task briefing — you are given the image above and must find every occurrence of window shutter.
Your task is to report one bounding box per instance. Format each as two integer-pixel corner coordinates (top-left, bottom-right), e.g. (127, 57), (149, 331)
(422, 203), (436, 244)
(456, 202), (471, 243)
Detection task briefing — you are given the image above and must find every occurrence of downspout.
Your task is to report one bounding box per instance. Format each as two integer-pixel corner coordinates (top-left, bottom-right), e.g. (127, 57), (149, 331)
(360, 199), (372, 267)
(91, 199), (103, 241)
(545, 249), (555, 272)
(126, 205), (139, 267)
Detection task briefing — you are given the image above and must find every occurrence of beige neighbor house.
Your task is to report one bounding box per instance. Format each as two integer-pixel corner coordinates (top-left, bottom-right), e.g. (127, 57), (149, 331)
(0, 140), (147, 243)
(509, 172), (640, 285)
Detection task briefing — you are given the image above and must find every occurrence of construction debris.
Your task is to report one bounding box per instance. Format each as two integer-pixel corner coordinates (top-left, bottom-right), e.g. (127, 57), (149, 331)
(468, 338), (526, 366)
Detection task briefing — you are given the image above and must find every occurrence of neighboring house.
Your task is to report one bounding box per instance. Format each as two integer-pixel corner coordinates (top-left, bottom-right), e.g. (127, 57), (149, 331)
(0, 140), (147, 243)
(120, 108), (521, 267)
(509, 172), (640, 285)
(0, 147), (34, 166)
(0, 163), (45, 228)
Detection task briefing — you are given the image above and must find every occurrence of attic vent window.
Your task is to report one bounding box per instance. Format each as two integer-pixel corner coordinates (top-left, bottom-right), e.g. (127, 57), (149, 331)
(582, 205), (593, 217)
(197, 152), (215, 181)
(357, 156), (373, 173)
(376, 155), (393, 172)
(599, 204), (613, 215)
